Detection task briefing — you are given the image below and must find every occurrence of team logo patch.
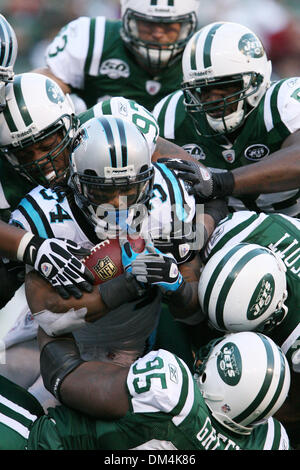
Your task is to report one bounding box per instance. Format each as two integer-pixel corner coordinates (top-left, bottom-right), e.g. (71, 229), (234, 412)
(46, 79), (65, 104)
(92, 256), (118, 282)
(182, 143), (206, 160)
(168, 363), (178, 383)
(222, 149), (235, 163)
(40, 262), (53, 277)
(244, 144), (269, 161)
(146, 80), (161, 95)
(247, 274), (275, 320)
(217, 343), (242, 386)
(99, 59), (130, 79)
(238, 34), (264, 58)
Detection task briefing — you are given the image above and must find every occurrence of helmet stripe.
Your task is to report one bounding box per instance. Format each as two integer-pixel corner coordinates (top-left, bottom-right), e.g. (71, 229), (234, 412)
(215, 247), (269, 329)
(13, 75), (33, 127)
(189, 30), (202, 71)
(2, 96), (18, 132)
(233, 334), (286, 425)
(203, 23), (223, 69)
(202, 243), (247, 321)
(115, 117), (128, 167)
(99, 117), (117, 167)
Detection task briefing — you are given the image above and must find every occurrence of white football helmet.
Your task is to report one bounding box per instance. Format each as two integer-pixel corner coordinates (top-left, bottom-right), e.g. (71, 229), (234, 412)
(69, 116), (154, 239)
(194, 332), (291, 435)
(120, 0), (200, 71)
(0, 72), (77, 187)
(182, 22), (272, 136)
(198, 243), (288, 333)
(0, 14), (18, 111)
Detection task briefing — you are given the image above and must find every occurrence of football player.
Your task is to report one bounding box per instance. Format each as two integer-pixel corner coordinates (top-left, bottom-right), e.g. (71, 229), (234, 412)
(0, 330), (291, 450)
(32, 0), (201, 111)
(7, 115), (227, 405)
(197, 210), (300, 447)
(153, 22), (300, 217)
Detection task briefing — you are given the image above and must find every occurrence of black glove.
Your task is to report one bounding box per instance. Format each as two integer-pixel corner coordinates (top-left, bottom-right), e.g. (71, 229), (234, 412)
(18, 234), (94, 299)
(158, 158), (234, 202)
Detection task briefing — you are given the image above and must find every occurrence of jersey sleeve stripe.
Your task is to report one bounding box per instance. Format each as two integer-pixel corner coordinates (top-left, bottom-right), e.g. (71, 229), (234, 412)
(87, 17), (106, 76)
(0, 411), (30, 439)
(84, 18), (96, 75)
(280, 322), (300, 356)
(172, 356), (195, 426)
(263, 82), (277, 132)
(18, 195), (54, 238)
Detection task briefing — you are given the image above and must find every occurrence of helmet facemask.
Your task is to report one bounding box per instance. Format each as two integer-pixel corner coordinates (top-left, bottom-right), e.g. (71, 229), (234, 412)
(182, 72), (264, 137)
(121, 9), (197, 72)
(3, 114), (78, 188)
(69, 164), (154, 239)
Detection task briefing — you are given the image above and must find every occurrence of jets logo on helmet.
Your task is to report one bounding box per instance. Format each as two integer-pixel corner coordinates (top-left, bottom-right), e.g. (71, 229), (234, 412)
(195, 332), (291, 435)
(198, 243), (288, 333)
(181, 22), (272, 136)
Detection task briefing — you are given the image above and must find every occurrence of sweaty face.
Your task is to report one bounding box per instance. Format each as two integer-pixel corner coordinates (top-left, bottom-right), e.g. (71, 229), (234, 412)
(199, 82), (243, 118)
(12, 131), (69, 185)
(137, 20), (181, 46)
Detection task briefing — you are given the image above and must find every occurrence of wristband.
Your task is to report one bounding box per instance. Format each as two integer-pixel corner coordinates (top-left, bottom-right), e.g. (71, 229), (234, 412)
(99, 272), (144, 310)
(40, 337), (84, 401)
(16, 232), (35, 263)
(164, 279), (192, 305)
(212, 171), (234, 197)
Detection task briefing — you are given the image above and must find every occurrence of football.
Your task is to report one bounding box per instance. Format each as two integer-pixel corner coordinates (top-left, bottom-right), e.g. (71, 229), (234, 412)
(83, 236), (145, 285)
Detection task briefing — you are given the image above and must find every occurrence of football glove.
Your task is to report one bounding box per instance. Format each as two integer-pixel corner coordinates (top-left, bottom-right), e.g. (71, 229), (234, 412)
(131, 243), (183, 294)
(158, 158), (234, 202)
(17, 233), (94, 299)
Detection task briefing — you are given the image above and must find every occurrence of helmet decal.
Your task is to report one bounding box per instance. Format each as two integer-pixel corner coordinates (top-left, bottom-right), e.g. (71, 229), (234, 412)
(247, 274), (275, 320)
(45, 78), (65, 104)
(238, 34), (264, 59)
(217, 342), (242, 386)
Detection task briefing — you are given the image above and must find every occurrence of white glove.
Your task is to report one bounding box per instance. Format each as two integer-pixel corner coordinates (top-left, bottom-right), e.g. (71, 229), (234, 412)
(17, 233), (94, 299)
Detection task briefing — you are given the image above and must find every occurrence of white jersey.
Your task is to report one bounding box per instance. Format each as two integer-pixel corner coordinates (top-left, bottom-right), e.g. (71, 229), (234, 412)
(10, 186), (161, 362)
(9, 163), (197, 358)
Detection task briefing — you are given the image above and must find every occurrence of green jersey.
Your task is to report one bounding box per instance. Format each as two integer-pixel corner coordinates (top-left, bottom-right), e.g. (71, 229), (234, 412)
(0, 351), (290, 450)
(46, 17), (183, 112)
(153, 78), (300, 216)
(0, 97), (159, 222)
(204, 211), (300, 371)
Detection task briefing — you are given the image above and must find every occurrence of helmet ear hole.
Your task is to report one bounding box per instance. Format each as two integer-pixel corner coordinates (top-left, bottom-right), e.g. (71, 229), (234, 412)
(200, 372), (206, 383)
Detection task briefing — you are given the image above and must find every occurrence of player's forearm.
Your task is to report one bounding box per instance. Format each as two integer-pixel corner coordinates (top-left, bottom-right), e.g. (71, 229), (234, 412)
(232, 147), (300, 195)
(152, 137), (206, 165)
(0, 221), (28, 259)
(38, 327), (129, 418)
(167, 280), (201, 320)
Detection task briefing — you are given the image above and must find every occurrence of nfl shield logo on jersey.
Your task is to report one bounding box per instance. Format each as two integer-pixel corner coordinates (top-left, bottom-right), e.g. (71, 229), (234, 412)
(146, 80), (161, 95)
(222, 149), (235, 163)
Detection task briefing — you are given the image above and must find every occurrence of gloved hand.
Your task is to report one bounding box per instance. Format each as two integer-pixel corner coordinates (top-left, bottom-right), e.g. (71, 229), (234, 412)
(120, 237), (152, 273)
(131, 243), (183, 294)
(158, 158), (234, 202)
(18, 233), (94, 299)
